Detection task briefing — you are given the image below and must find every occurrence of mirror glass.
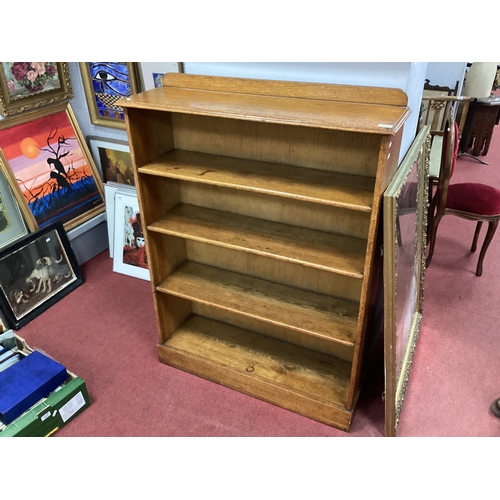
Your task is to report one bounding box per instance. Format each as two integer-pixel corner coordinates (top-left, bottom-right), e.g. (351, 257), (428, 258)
(384, 125), (430, 436)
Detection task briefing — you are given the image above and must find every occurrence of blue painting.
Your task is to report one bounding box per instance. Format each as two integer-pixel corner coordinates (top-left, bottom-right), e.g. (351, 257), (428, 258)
(152, 72), (164, 88)
(88, 62), (132, 123)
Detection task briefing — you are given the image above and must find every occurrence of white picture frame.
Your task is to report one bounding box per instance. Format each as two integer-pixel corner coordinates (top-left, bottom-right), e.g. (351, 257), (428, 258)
(0, 166), (28, 250)
(138, 62), (181, 91)
(104, 182), (136, 258)
(112, 191), (149, 281)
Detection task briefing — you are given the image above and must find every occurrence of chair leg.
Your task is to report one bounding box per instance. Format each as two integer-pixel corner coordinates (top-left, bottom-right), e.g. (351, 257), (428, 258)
(471, 221), (483, 253)
(396, 216), (402, 247)
(475, 220), (499, 277)
(426, 211), (443, 268)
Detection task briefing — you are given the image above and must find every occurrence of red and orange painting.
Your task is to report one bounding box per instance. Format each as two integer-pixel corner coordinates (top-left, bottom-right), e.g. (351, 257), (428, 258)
(0, 108), (103, 228)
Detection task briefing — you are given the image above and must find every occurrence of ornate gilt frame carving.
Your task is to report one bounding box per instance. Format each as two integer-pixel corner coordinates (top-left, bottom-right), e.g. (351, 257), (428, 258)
(0, 62), (73, 117)
(383, 125), (430, 437)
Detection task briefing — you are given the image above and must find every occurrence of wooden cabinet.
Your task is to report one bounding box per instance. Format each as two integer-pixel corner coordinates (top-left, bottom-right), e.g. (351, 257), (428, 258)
(119, 74), (410, 431)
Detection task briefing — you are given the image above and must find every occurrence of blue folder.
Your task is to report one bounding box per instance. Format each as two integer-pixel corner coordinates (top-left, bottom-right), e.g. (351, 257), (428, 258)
(0, 350), (68, 425)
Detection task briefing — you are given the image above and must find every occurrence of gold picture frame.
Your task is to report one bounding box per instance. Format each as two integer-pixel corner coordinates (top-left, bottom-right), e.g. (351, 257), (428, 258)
(79, 62), (141, 130)
(0, 102), (105, 232)
(383, 125), (430, 437)
(0, 62), (73, 117)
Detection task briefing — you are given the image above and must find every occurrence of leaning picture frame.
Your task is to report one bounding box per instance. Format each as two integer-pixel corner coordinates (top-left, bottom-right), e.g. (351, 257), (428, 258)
(383, 125), (430, 437)
(79, 62), (141, 130)
(87, 135), (134, 186)
(138, 62), (182, 91)
(113, 191), (149, 281)
(104, 182), (136, 258)
(0, 62), (73, 117)
(0, 220), (84, 330)
(0, 165), (28, 249)
(0, 102), (105, 232)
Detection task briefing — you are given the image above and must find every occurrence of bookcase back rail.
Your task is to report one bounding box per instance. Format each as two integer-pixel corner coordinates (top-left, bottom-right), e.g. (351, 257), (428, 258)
(162, 73), (409, 107)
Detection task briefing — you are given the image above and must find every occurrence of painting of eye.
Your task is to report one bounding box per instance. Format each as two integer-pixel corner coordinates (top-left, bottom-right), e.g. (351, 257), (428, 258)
(90, 63), (131, 98)
(81, 62), (138, 128)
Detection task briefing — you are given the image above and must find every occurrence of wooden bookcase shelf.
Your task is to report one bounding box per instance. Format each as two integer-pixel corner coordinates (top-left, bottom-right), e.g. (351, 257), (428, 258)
(120, 73), (410, 431)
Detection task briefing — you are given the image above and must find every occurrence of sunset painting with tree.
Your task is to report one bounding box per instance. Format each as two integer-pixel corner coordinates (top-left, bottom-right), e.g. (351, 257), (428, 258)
(0, 107), (104, 229)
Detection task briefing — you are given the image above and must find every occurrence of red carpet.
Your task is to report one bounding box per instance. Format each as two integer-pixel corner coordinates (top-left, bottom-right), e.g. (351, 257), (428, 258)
(9, 107), (500, 439)
(397, 116), (500, 437)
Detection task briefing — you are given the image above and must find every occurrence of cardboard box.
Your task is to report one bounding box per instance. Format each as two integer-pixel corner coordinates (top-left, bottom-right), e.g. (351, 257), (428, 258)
(0, 374), (91, 437)
(0, 335), (91, 437)
(0, 350), (69, 424)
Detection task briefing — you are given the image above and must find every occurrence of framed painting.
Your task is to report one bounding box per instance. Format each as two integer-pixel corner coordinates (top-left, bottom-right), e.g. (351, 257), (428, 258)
(0, 308), (9, 333)
(113, 191), (149, 281)
(104, 182), (136, 258)
(0, 164), (28, 249)
(138, 62), (182, 90)
(0, 220), (83, 330)
(0, 62), (73, 117)
(0, 102), (105, 232)
(87, 136), (134, 186)
(383, 125), (430, 437)
(79, 62), (141, 129)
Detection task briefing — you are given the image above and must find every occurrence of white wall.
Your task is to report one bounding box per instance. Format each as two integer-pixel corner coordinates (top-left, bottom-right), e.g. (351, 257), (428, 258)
(183, 62), (429, 163)
(425, 62), (467, 94)
(2, 62), (430, 164)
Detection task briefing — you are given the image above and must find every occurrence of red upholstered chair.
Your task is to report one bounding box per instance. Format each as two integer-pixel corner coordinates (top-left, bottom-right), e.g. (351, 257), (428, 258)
(426, 116), (500, 276)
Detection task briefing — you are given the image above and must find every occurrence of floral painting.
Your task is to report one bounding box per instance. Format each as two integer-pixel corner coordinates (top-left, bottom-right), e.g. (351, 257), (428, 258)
(3, 63), (61, 100)
(0, 104), (104, 231)
(0, 62), (72, 117)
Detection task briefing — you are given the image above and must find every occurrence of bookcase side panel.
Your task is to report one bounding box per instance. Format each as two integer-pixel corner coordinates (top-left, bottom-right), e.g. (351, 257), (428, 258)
(125, 108), (175, 167)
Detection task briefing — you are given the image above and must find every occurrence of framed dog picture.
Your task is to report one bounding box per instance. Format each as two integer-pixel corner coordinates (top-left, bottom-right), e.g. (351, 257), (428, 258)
(0, 220), (83, 329)
(113, 191), (149, 281)
(79, 62), (141, 129)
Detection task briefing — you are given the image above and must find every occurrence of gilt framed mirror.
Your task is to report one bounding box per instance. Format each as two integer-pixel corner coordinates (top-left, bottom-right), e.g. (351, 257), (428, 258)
(384, 125), (431, 437)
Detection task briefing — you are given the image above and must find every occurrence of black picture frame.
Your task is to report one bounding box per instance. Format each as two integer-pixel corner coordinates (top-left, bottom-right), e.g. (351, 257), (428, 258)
(0, 220), (83, 329)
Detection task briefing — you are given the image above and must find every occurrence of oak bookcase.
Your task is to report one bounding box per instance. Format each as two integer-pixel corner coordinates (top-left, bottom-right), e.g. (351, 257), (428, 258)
(119, 73), (410, 431)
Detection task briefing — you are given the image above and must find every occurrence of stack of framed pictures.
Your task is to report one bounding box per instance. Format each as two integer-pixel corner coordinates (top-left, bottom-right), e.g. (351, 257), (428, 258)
(89, 135), (149, 281)
(0, 63), (102, 330)
(105, 182), (148, 281)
